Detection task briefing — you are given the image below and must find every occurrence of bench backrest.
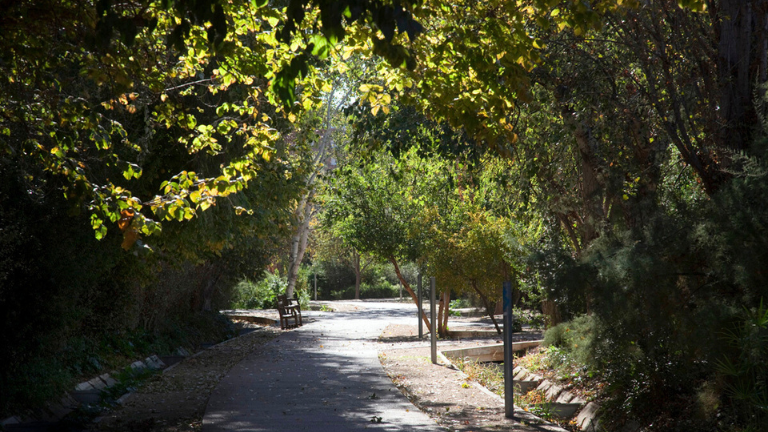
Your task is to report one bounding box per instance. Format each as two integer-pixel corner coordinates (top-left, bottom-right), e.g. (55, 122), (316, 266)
(277, 294), (299, 308)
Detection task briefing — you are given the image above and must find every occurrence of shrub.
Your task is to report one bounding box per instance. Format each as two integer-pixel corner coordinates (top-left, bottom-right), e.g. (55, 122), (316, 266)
(360, 282), (399, 298)
(295, 287), (310, 309)
(329, 282), (399, 299)
(543, 323), (567, 348)
(716, 299), (768, 430)
(543, 315), (596, 367)
(231, 272), (287, 309)
(450, 298), (474, 310)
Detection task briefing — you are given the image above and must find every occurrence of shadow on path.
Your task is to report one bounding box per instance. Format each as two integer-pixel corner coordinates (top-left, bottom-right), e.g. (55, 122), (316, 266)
(203, 302), (443, 432)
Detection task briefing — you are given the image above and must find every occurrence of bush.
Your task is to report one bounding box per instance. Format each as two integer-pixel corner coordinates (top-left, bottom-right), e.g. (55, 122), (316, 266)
(525, 143), (768, 428)
(295, 287), (310, 309)
(231, 272), (287, 309)
(716, 300), (768, 430)
(450, 298), (474, 310)
(329, 282), (399, 300)
(360, 282), (399, 298)
(543, 315), (596, 366)
(316, 260), (356, 299)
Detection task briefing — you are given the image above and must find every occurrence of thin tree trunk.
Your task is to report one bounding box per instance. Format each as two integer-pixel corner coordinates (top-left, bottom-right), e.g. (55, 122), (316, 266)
(353, 250), (361, 300)
(201, 263), (222, 312)
(470, 281), (502, 334)
(286, 198), (313, 298)
(557, 213), (582, 254)
(541, 300), (562, 328)
(441, 290), (451, 336)
(437, 290), (445, 336)
(717, 0), (755, 153)
(286, 82), (339, 297)
(573, 121), (604, 244)
(389, 257), (432, 333)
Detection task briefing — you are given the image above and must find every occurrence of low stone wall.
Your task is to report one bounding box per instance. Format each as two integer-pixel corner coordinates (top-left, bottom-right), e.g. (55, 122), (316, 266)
(1, 349), (191, 429)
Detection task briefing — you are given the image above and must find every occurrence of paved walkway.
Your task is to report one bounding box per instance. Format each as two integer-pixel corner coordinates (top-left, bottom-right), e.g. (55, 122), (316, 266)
(203, 301), (443, 431)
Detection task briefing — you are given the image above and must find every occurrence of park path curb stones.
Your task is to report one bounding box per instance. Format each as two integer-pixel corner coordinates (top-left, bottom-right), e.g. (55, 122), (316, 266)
(1, 349), (185, 429)
(515, 367), (603, 429)
(575, 402), (601, 431)
(437, 349), (569, 432)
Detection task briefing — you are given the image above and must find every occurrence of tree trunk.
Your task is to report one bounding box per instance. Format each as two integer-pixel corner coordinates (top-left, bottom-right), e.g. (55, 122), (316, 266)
(200, 263), (222, 312)
(286, 82), (340, 297)
(353, 250), (361, 300)
(286, 197), (312, 298)
(541, 300), (562, 328)
(389, 257), (432, 333)
(717, 0), (758, 154)
(441, 290), (451, 336)
(573, 121), (605, 245)
(437, 290), (445, 336)
(470, 281), (502, 334)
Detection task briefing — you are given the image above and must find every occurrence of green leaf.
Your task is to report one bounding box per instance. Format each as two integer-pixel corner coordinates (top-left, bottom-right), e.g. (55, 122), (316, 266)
(309, 34), (329, 59)
(123, 165), (134, 180)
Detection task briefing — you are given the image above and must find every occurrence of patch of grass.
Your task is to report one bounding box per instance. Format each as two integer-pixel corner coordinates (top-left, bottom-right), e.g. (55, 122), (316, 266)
(517, 389), (555, 420)
(453, 358), (504, 397)
(516, 348), (549, 373)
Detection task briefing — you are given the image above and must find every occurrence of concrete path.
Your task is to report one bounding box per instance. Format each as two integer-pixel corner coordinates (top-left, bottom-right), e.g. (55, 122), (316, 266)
(203, 301), (443, 432)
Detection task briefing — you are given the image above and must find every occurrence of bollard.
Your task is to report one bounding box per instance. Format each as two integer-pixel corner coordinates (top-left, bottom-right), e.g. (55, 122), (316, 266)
(430, 277), (437, 364)
(503, 281), (515, 418)
(417, 274), (423, 339)
(314, 273), (317, 301)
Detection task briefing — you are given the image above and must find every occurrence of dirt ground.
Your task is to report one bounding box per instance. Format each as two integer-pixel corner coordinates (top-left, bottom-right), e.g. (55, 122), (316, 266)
(96, 323), (279, 432)
(378, 323), (559, 432)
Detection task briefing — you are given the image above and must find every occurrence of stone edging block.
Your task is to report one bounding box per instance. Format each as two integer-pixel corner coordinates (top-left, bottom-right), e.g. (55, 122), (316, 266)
(576, 401), (601, 431)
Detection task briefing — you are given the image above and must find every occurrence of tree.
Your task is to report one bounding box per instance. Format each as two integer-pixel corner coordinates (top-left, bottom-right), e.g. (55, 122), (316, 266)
(284, 59), (373, 298)
(323, 146), (453, 332)
(428, 211), (516, 334)
(0, 0), (425, 244)
(313, 228), (376, 300)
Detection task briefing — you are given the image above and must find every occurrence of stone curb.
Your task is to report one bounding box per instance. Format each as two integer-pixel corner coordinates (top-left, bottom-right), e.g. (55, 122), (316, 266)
(437, 350), (569, 432)
(99, 325), (273, 414)
(516, 366), (601, 431)
(3, 315), (287, 429)
(1, 350), (181, 428)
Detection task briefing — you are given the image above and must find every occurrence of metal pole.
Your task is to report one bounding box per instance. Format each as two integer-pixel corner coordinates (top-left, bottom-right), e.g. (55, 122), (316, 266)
(417, 274), (423, 339)
(314, 273), (317, 300)
(430, 277), (437, 364)
(503, 281), (515, 418)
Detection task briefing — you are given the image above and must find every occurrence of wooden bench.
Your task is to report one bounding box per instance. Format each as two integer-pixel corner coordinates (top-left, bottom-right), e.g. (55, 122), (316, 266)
(277, 294), (302, 329)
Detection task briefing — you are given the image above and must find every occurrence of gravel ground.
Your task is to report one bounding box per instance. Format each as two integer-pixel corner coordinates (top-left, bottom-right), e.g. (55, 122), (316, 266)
(96, 324), (279, 432)
(377, 323), (557, 432)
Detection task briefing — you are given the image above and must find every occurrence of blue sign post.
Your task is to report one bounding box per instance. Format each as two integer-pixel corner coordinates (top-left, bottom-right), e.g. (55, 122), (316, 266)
(502, 281), (515, 418)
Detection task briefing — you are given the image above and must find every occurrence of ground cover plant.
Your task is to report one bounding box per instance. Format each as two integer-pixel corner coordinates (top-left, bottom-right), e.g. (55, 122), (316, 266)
(452, 358), (505, 398)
